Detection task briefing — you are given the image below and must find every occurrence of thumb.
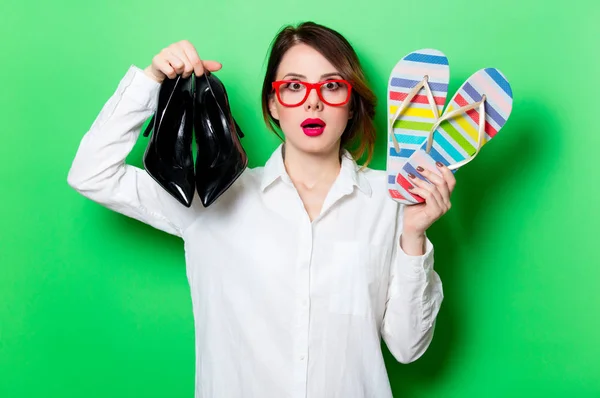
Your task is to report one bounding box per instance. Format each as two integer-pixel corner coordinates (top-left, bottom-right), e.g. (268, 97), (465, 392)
(202, 60), (222, 72)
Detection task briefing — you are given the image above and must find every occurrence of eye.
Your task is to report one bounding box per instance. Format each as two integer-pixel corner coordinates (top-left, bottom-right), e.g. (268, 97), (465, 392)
(282, 81), (304, 91)
(324, 81), (341, 90)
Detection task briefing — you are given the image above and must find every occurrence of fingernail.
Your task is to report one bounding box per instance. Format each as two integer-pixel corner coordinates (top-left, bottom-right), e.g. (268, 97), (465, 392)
(416, 166), (424, 172)
(408, 173), (416, 179)
(407, 183), (414, 189)
(436, 161), (444, 167)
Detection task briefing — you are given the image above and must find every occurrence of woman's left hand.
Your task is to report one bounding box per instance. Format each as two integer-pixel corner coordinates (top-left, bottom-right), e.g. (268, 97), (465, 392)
(402, 163), (457, 237)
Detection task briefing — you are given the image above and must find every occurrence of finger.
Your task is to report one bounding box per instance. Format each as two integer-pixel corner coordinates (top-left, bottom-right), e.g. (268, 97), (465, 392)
(407, 174), (443, 210)
(415, 173), (452, 214)
(163, 50), (187, 78)
(167, 48), (194, 78)
(178, 41), (205, 76)
(408, 184), (442, 215)
(411, 173), (445, 205)
(436, 162), (457, 193)
(179, 41), (222, 75)
(202, 60), (223, 72)
(151, 55), (175, 80)
(417, 166), (450, 205)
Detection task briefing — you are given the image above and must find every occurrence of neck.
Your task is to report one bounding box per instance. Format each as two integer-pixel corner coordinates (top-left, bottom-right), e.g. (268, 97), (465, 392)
(282, 142), (342, 190)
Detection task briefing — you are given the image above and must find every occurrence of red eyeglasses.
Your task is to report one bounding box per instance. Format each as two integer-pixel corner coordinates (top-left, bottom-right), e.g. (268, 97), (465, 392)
(271, 80), (353, 107)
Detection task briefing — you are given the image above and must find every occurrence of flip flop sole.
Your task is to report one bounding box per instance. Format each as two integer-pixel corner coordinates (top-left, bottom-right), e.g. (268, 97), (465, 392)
(399, 67), (513, 204)
(387, 49), (450, 204)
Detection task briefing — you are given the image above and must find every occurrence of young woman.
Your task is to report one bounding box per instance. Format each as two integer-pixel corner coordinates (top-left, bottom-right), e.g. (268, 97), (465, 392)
(68, 21), (455, 398)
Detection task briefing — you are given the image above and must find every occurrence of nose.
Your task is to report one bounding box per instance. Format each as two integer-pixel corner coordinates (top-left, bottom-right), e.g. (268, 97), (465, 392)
(303, 86), (323, 111)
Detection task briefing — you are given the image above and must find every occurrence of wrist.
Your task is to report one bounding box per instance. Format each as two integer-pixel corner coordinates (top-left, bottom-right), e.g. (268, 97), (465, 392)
(143, 66), (163, 83)
(400, 232), (426, 256)
(402, 225), (426, 240)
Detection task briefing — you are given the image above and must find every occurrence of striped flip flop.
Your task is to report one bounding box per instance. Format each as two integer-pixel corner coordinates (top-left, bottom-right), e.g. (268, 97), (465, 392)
(398, 68), (513, 204)
(387, 49), (450, 204)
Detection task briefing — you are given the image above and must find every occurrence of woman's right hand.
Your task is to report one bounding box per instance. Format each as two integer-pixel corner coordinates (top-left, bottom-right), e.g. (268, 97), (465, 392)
(143, 40), (222, 83)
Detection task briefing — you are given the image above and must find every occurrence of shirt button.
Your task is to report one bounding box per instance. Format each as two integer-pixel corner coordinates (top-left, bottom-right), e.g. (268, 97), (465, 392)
(300, 355), (305, 360)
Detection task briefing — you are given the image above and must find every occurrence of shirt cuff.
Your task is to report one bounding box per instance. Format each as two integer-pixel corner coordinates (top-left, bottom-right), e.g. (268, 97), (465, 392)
(119, 64), (161, 110)
(395, 233), (435, 278)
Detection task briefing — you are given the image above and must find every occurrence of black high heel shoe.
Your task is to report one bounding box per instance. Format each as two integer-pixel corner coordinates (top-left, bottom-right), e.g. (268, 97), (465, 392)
(194, 72), (248, 207)
(143, 75), (196, 207)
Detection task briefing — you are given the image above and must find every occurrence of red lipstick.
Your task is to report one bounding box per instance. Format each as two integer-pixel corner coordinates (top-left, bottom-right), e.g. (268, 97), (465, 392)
(301, 118), (326, 137)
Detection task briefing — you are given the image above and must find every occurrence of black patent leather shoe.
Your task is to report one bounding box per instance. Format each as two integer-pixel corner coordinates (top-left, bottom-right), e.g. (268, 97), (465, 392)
(194, 72), (248, 207)
(143, 75), (196, 207)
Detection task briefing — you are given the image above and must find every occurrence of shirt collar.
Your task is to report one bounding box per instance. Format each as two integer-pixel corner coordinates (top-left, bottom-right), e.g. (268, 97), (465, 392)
(260, 144), (372, 196)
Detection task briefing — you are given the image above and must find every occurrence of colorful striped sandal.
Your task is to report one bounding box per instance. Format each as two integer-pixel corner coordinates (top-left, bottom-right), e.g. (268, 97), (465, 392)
(387, 49), (450, 204)
(398, 68), (513, 204)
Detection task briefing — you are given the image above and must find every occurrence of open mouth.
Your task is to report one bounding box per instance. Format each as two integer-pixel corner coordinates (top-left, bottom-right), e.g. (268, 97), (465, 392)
(301, 118), (326, 136)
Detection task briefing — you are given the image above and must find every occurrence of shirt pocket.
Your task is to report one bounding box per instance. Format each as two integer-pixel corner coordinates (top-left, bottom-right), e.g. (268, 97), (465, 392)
(328, 241), (386, 317)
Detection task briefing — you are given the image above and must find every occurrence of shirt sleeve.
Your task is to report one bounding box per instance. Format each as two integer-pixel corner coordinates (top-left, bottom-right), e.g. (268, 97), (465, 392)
(380, 205), (444, 363)
(66, 65), (201, 237)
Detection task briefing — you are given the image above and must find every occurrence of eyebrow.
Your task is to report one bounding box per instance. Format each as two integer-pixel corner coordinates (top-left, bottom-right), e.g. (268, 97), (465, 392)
(281, 72), (343, 80)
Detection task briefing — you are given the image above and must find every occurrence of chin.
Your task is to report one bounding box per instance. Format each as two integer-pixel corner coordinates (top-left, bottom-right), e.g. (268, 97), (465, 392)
(286, 133), (340, 156)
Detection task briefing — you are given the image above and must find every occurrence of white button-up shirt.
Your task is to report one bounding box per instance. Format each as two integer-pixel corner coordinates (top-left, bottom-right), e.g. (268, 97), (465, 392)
(67, 65), (444, 398)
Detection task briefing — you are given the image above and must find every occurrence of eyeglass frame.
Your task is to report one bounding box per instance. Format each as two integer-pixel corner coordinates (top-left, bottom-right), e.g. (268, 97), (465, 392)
(271, 79), (353, 107)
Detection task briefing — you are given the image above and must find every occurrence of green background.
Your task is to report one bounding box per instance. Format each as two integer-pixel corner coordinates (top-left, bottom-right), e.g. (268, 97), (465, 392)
(1, 0), (599, 396)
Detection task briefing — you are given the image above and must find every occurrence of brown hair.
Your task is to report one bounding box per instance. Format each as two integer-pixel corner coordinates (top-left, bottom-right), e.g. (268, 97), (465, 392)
(261, 21), (377, 167)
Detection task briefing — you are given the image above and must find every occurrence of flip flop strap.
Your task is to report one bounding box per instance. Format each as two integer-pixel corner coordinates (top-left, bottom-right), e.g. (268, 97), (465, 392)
(424, 95), (487, 171)
(389, 75), (440, 153)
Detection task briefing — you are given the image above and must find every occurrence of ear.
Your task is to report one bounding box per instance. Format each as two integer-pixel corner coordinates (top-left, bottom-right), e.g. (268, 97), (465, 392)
(348, 109), (354, 119)
(269, 96), (280, 121)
